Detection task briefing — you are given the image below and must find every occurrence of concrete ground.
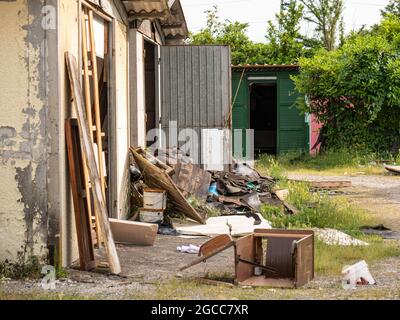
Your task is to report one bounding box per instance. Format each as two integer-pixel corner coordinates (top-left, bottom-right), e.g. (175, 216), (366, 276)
(1, 173), (400, 300)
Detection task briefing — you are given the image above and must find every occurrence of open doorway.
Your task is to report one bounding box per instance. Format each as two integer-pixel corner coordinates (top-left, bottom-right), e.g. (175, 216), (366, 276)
(144, 40), (157, 147)
(250, 83), (277, 155)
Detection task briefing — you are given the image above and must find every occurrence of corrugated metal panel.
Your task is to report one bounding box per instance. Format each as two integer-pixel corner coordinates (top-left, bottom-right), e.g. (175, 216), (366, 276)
(161, 45), (232, 166)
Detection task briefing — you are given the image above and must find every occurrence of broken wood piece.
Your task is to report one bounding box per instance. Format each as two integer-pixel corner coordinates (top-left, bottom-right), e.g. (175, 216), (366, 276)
(274, 189), (289, 201)
(282, 201), (299, 215)
(384, 165), (400, 175)
(217, 195), (242, 207)
(198, 278), (235, 287)
(179, 240), (235, 271)
(65, 119), (96, 271)
(130, 147), (206, 224)
(65, 52), (121, 274)
(273, 190), (299, 215)
(199, 234), (233, 257)
(291, 180), (352, 189)
(133, 147), (175, 176)
(109, 219), (158, 246)
(172, 162), (212, 200)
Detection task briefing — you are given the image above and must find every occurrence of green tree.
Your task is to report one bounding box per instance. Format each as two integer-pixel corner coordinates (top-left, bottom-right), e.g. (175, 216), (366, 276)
(292, 15), (400, 152)
(188, 6), (271, 65)
(382, 0), (400, 18)
(266, 0), (305, 63)
(300, 0), (345, 51)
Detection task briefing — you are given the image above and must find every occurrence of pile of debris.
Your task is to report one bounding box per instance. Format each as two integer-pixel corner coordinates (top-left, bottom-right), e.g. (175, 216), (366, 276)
(128, 146), (297, 235)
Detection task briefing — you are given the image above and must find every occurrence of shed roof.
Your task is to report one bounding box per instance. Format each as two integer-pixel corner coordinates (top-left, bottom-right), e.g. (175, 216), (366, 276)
(232, 64), (300, 72)
(122, 0), (188, 40)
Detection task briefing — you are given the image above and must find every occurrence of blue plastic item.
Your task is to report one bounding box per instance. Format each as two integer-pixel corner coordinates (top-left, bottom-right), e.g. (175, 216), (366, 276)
(208, 182), (219, 196)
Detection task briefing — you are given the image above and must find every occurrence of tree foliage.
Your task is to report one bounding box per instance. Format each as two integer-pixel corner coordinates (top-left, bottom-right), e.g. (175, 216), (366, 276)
(266, 0), (306, 63)
(188, 6), (267, 65)
(292, 15), (400, 152)
(382, 0), (400, 18)
(189, 3), (307, 65)
(300, 0), (345, 51)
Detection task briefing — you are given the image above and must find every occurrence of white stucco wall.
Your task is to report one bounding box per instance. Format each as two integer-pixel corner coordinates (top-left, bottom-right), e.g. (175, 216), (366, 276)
(0, 0), (50, 262)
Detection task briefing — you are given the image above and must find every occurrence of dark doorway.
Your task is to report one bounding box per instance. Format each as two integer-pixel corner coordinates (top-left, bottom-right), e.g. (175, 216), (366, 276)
(250, 83), (277, 155)
(144, 40), (157, 147)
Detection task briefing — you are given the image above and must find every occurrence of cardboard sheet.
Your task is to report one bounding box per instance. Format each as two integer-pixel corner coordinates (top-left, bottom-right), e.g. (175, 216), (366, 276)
(176, 214), (272, 237)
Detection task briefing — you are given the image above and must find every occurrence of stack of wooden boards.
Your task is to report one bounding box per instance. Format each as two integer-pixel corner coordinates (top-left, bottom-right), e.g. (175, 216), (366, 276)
(64, 10), (161, 273)
(65, 51), (120, 274)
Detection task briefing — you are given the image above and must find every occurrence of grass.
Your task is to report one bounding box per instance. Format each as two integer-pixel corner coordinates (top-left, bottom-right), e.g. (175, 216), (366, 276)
(260, 179), (372, 234)
(255, 153), (400, 277)
(0, 289), (97, 300)
(256, 149), (397, 176)
(315, 237), (400, 275)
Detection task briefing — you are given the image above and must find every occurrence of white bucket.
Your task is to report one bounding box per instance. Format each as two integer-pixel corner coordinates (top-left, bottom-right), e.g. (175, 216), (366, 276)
(143, 188), (167, 210)
(139, 209), (164, 223)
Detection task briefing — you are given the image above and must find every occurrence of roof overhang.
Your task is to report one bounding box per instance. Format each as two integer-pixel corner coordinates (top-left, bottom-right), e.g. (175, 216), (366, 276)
(123, 0), (171, 19)
(232, 64), (300, 72)
(122, 0), (188, 41)
(160, 0), (188, 41)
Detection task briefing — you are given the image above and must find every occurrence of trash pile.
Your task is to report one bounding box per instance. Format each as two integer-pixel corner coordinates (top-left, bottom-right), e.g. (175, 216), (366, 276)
(128, 146), (293, 235)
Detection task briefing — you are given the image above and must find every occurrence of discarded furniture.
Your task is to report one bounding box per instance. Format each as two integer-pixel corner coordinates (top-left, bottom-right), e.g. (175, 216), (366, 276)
(181, 229), (314, 288)
(109, 219), (158, 246)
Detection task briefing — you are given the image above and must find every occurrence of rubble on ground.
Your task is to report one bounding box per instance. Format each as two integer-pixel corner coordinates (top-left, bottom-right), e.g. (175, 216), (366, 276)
(314, 228), (369, 246)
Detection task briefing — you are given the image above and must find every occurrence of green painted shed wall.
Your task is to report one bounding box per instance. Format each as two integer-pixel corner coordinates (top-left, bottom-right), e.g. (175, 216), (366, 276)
(232, 70), (309, 156)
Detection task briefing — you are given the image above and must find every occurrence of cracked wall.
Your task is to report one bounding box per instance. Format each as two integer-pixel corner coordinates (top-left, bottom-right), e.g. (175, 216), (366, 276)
(0, 0), (50, 262)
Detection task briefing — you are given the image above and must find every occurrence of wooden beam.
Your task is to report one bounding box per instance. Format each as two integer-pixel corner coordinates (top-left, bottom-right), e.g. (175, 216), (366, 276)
(88, 10), (107, 199)
(65, 52), (121, 274)
(82, 9), (103, 245)
(65, 119), (96, 271)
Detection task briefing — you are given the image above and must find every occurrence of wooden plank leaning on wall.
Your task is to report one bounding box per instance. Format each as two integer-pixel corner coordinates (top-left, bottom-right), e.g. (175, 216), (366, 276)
(66, 52), (121, 275)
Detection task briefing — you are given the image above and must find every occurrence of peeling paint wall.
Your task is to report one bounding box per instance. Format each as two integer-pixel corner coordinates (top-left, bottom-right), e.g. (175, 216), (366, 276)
(0, 0), (131, 266)
(0, 0), (52, 262)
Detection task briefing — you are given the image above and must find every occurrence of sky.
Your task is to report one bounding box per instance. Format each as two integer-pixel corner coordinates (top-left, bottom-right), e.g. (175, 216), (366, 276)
(180, 0), (391, 43)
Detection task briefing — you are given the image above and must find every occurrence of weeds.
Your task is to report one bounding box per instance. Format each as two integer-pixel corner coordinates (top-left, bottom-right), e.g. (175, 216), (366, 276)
(315, 237), (400, 275)
(187, 196), (221, 218)
(0, 255), (41, 280)
(261, 181), (371, 233)
(256, 149), (394, 175)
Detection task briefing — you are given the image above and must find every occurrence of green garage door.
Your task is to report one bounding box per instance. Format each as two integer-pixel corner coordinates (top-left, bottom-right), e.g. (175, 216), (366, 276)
(232, 76), (249, 159)
(278, 75), (307, 154)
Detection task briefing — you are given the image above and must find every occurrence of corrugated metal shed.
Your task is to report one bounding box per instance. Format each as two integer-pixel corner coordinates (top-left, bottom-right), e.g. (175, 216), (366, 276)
(160, 45), (232, 167)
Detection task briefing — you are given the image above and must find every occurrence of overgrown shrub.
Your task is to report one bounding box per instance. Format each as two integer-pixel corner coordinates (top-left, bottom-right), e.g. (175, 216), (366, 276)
(293, 15), (400, 153)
